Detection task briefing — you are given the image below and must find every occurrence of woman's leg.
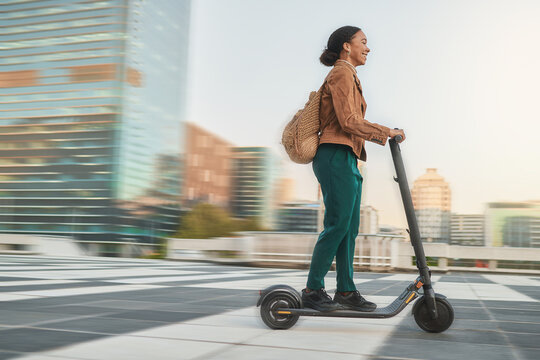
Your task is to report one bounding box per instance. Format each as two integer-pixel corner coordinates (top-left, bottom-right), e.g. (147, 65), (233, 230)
(335, 156), (362, 292)
(306, 144), (358, 290)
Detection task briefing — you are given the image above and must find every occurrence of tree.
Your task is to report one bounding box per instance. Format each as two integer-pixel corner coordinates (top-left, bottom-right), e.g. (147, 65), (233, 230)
(175, 203), (234, 239)
(234, 216), (266, 232)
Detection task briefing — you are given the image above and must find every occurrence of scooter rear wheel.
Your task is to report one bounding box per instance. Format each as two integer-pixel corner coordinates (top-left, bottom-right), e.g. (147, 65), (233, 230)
(260, 292), (300, 330)
(413, 296), (454, 333)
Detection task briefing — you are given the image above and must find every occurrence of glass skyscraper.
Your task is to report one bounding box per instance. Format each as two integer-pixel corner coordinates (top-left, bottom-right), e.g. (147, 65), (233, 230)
(230, 147), (281, 230)
(411, 168), (451, 243)
(0, 0), (191, 254)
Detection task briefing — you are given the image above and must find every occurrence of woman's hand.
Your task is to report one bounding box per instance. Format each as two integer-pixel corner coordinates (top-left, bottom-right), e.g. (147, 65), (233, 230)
(389, 129), (406, 143)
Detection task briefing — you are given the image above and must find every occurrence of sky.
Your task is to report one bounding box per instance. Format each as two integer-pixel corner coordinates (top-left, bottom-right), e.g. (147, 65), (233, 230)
(186, 0), (540, 227)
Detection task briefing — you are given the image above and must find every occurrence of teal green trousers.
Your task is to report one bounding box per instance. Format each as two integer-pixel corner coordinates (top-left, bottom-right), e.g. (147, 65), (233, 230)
(306, 143), (363, 292)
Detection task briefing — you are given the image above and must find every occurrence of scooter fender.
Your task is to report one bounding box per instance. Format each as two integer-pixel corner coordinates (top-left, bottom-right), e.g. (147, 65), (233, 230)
(256, 284), (302, 308)
(411, 293), (448, 315)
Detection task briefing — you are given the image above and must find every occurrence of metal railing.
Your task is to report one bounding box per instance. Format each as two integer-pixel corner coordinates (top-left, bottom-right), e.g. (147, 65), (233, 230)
(167, 232), (403, 269)
(2, 232), (539, 274)
(167, 232), (540, 274)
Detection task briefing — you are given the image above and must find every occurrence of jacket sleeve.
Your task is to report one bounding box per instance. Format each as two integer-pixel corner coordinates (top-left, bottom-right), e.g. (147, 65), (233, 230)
(327, 68), (391, 145)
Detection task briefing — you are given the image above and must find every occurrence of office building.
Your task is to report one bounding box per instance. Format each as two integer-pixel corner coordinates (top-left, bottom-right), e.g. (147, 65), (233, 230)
(276, 201), (319, 233)
(411, 168), (451, 243)
(485, 201), (540, 248)
(276, 177), (295, 205)
(230, 147), (281, 229)
(0, 0), (191, 252)
(359, 205), (379, 234)
(183, 122), (233, 210)
(450, 214), (484, 246)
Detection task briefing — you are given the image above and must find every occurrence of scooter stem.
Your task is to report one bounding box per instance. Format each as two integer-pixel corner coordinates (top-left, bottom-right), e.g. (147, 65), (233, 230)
(389, 136), (438, 319)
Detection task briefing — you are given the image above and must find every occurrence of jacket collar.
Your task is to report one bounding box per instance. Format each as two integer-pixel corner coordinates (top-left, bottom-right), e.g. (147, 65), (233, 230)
(333, 59), (363, 95)
(334, 59), (357, 73)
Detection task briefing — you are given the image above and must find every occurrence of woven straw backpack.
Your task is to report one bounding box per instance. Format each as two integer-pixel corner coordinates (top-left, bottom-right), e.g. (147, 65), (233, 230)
(281, 85), (324, 164)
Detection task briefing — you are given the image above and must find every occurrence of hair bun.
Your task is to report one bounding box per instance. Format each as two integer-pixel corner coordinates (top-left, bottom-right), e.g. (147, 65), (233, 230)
(320, 48), (339, 67)
(320, 26), (361, 67)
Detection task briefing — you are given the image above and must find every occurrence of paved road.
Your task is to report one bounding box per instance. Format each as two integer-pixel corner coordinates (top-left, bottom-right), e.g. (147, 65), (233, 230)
(0, 255), (538, 359)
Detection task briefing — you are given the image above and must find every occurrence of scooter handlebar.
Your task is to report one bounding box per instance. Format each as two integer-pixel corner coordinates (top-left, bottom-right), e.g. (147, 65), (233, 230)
(392, 128), (403, 143)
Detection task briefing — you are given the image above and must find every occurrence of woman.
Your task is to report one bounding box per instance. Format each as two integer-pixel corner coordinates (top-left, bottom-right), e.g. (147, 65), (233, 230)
(303, 26), (405, 312)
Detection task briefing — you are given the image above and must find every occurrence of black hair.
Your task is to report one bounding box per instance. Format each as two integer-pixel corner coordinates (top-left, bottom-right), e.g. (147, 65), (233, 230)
(319, 26), (362, 66)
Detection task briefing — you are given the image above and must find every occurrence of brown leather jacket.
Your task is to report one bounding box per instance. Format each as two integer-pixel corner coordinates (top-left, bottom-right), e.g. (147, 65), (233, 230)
(319, 60), (390, 161)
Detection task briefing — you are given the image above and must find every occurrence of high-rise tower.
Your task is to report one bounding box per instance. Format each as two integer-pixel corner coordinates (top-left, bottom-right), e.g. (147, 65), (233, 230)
(411, 168), (451, 243)
(0, 0), (191, 253)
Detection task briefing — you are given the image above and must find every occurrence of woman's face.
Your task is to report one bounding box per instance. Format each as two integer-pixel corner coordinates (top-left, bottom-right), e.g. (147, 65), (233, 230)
(343, 30), (370, 66)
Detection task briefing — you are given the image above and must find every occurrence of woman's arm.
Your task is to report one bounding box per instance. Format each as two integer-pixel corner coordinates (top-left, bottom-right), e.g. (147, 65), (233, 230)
(327, 68), (394, 145)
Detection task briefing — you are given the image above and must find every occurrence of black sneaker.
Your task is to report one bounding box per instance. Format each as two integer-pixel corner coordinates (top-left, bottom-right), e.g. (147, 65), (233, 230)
(301, 288), (343, 312)
(333, 290), (377, 312)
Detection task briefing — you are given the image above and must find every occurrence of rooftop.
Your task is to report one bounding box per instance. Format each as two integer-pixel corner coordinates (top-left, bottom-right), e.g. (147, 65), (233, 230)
(0, 255), (538, 360)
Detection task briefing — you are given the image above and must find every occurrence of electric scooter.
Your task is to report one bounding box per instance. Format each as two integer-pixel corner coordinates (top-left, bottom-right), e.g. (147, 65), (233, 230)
(257, 135), (454, 333)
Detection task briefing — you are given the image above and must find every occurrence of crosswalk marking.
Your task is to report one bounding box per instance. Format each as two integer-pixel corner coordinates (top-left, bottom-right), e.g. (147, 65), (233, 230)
(0, 256), (538, 305)
(1, 284), (168, 301)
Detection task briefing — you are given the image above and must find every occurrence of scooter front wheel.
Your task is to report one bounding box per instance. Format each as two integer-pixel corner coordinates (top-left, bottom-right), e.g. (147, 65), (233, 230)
(260, 291), (300, 330)
(413, 296), (454, 333)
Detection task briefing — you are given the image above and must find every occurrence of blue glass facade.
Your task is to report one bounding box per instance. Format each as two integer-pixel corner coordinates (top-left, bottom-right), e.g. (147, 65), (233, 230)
(0, 0), (190, 250)
(230, 147), (281, 229)
(277, 202), (319, 233)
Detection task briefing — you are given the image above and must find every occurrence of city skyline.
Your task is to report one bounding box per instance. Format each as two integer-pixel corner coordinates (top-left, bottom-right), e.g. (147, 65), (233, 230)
(182, 122), (539, 239)
(2, 0), (539, 234)
(188, 0), (540, 227)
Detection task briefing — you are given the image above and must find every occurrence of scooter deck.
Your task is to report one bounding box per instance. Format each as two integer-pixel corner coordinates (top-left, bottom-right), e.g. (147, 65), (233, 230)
(277, 291), (419, 319)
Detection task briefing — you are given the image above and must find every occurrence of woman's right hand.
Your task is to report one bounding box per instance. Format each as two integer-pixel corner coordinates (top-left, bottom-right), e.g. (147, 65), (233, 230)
(389, 129), (406, 143)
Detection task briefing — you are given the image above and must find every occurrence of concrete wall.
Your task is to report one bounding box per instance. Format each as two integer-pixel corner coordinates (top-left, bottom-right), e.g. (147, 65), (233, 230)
(0, 234), (154, 258)
(0, 234), (83, 256)
(168, 232), (402, 269)
(168, 232), (540, 274)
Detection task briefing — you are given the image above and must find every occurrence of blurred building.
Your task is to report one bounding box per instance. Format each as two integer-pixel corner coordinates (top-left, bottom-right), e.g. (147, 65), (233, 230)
(450, 214), (484, 246)
(0, 0), (191, 252)
(485, 201), (540, 248)
(182, 122), (233, 210)
(276, 201), (319, 233)
(230, 147), (281, 229)
(411, 168), (451, 243)
(378, 225), (409, 237)
(276, 177), (295, 205)
(359, 205), (379, 234)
